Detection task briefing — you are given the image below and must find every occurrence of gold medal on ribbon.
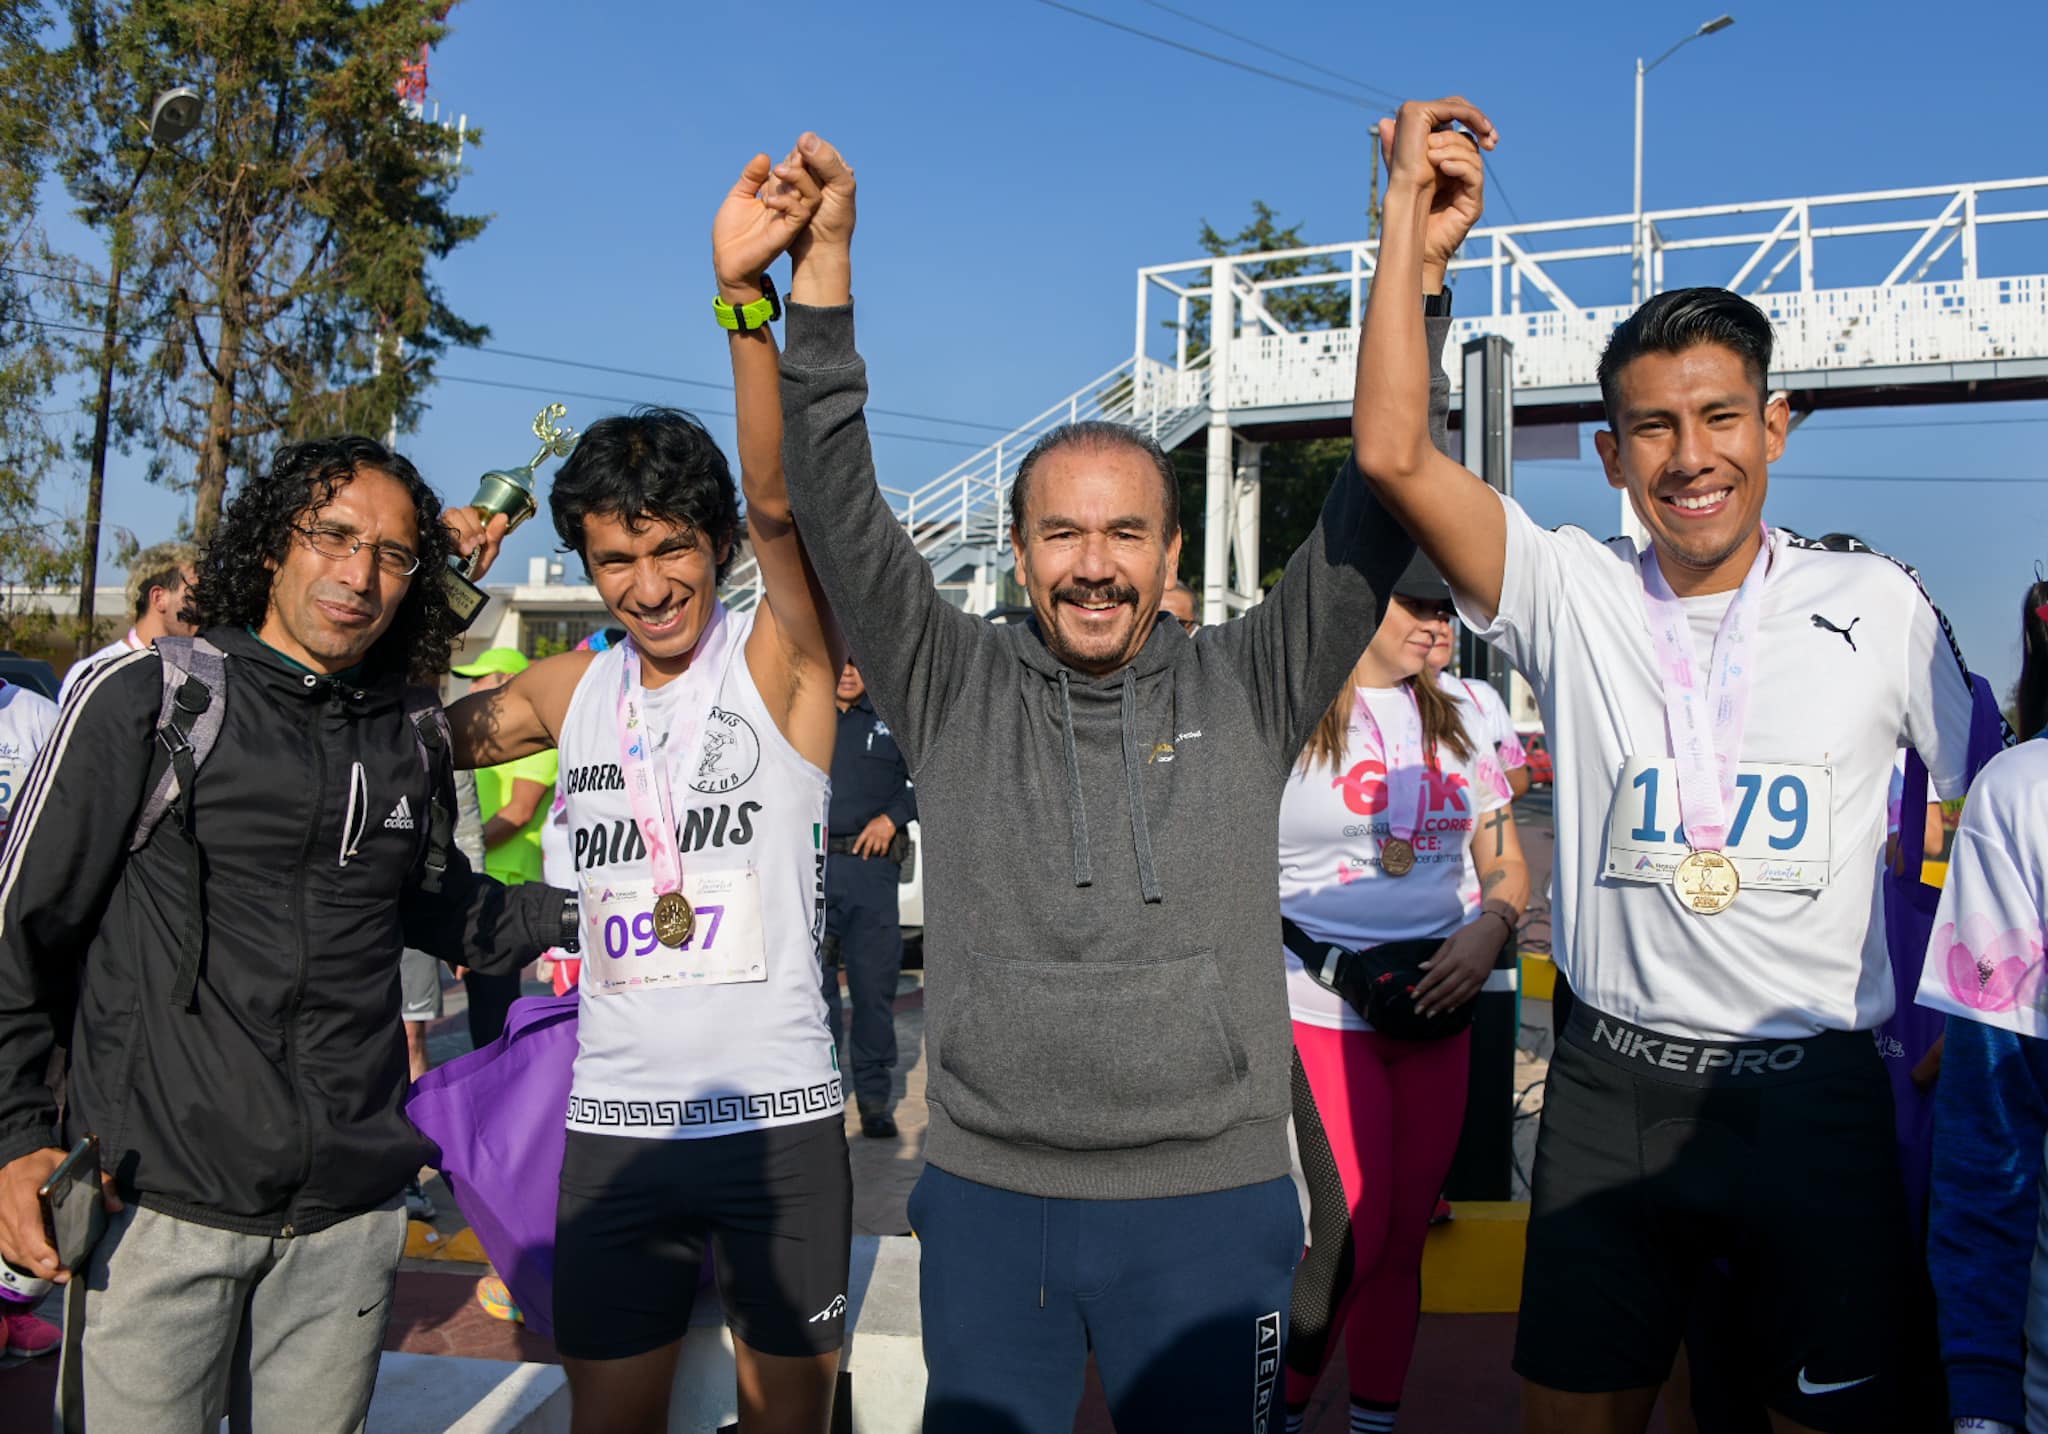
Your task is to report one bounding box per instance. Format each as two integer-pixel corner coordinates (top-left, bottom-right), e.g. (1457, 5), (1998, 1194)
(1672, 849), (1739, 915)
(1381, 838), (1417, 878)
(652, 890), (696, 947)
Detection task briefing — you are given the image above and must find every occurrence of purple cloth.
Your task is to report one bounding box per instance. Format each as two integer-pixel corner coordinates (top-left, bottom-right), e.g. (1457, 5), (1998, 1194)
(405, 992), (579, 1338)
(1881, 674), (2008, 1232)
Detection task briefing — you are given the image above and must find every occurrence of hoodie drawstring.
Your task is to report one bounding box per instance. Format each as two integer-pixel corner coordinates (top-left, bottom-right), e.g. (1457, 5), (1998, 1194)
(1056, 671), (1092, 889)
(339, 759), (367, 868)
(1118, 672), (1163, 904)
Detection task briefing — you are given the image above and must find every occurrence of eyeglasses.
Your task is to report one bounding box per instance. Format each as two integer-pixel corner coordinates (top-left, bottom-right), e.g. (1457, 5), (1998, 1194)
(294, 524), (421, 578)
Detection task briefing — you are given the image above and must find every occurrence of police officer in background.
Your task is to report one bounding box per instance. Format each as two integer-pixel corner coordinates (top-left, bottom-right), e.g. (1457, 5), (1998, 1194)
(823, 657), (916, 1138)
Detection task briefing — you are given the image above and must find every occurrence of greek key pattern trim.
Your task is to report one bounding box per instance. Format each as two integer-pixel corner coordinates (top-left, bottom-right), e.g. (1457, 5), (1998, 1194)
(567, 1077), (843, 1130)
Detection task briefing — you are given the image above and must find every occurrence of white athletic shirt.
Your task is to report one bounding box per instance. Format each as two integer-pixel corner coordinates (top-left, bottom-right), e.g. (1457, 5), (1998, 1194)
(1913, 740), (2048, 1038)
(0, 681), (59, 847)
(1460, 495), (1974, 1041)
(557, 607), (840, 1138)
(1440, 669), (1527, 773)
(59, 631), (141, 706)
(1278, 683), (1510, 1030)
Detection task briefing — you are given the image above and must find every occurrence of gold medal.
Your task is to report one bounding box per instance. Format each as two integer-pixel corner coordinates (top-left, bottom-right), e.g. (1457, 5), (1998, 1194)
(1672, 849), (1739, 915)
(652, 890), (696, 947)
(1381, 838), (1417, 878)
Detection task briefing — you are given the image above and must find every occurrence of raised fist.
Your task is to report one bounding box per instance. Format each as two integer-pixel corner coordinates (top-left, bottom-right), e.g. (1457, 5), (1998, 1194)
(1376, 97), (1497, 271)
(712, 150), (819, 294)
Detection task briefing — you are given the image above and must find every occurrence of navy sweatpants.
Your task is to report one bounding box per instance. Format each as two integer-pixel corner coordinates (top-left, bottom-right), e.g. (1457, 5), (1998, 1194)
(910, 1165), (1302, 1434)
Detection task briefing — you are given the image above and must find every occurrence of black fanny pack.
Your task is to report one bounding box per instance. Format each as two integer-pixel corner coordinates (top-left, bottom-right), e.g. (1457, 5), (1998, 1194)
(1281, 919), (1476, 1041)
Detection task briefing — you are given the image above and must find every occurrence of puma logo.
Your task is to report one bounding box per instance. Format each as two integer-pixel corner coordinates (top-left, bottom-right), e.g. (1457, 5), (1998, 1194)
(1810, 613), (1860, 651)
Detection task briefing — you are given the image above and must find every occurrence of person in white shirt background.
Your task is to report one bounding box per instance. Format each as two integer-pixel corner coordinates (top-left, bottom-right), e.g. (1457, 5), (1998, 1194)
(1426, 624), (1529, 801)
(57, 541), (199, 706)
(1276, 550), (1528, 1434)
(1919, 576), (2048, 1434)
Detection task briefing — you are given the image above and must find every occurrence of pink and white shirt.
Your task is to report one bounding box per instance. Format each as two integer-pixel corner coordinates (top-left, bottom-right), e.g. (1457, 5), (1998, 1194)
(1278, 683), (1509, 1031)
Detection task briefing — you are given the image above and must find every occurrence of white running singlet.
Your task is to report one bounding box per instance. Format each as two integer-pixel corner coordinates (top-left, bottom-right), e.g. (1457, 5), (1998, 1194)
(1278, 683), (1509, 1030)
(0, 681), (58, 848)
(1460, 495), (1974, 1041)
(557, 606), (840, 1138)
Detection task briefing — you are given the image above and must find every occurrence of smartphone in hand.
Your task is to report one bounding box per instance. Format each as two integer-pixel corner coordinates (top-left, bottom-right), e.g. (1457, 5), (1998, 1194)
(37, 1134), (106, 1271)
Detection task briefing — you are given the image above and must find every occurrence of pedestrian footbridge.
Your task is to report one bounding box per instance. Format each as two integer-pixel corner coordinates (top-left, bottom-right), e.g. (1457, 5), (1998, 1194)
(724, 175), (2048, 623)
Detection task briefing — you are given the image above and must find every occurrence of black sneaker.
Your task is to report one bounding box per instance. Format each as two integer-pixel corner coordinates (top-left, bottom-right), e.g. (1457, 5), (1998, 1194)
(860, 1112), (898, 1139)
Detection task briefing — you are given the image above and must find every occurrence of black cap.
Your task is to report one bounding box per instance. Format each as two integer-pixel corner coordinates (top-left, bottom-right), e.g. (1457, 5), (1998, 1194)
(1390, 548), (1452, 603)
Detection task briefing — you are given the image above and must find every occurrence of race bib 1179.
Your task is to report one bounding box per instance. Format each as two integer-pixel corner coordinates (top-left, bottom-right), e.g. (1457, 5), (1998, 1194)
(1605, 757), (1834, 892)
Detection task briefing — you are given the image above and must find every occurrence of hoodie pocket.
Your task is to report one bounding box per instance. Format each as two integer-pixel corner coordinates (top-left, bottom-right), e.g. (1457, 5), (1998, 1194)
(934, 948), (1250, 1151)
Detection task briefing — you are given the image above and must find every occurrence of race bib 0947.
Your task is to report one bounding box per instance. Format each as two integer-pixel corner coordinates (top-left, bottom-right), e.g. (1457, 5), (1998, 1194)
(579, 868), (767, 994)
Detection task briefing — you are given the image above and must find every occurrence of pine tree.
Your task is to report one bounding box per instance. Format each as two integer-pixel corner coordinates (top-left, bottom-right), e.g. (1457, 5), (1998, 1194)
(41, 0), (489, 538)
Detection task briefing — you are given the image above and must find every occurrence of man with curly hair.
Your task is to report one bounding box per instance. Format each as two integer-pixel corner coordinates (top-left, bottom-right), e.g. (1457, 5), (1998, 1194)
(0, 435), (582, 1434)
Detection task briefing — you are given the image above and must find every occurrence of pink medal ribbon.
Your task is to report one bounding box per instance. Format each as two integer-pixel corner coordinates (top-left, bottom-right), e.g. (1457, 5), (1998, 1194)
(1637, 529), (1772, 853)
(1357, 685), (1428, 871)
(615, 606), (731, 937)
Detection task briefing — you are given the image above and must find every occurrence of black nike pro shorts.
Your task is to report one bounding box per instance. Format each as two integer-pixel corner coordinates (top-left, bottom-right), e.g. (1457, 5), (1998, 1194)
(1514, 1000), (1928, 1432)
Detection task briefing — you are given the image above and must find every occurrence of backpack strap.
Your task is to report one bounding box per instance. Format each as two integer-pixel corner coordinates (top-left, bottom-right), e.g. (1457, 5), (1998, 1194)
(131, 637), (228, 854)
(133, 636), (227, 1010)
(404, 687), (457, 896)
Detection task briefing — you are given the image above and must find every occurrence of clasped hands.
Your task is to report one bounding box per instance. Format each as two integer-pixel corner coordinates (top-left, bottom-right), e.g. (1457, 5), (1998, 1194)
(712, 132), (857, 312)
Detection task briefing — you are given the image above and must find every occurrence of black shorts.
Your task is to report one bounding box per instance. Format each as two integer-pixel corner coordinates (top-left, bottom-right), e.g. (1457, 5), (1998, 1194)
(553, 1115), (852, 1361)
(1514, 1002), (1927, 1433)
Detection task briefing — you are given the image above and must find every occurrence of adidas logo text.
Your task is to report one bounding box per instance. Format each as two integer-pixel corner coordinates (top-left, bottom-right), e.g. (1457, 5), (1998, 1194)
(385, 796), (415, 831)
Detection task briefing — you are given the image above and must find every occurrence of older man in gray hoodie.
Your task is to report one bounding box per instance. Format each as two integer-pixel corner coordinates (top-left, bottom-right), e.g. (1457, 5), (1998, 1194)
(771, 133), (1464, 1434)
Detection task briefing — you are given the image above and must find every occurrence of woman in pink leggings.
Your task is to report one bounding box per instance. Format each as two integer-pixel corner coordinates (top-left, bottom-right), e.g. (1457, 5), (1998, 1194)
(1277, 553), (1528, 1433)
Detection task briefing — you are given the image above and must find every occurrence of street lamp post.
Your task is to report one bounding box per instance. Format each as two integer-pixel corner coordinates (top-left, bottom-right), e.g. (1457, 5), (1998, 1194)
(1632, 15), (1734, 306)
(77, 87), (202, 657)
(1623, 16), (1731, 547)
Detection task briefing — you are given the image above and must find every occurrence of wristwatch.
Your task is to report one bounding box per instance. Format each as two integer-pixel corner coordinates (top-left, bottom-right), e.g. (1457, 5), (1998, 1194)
(713, 272), (782, 332)
(1423, 287), (1453, 317)
(556, 894), (581, 953)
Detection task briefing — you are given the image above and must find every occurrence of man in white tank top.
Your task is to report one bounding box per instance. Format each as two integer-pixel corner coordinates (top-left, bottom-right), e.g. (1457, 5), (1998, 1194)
(446, 152), (849, 1434)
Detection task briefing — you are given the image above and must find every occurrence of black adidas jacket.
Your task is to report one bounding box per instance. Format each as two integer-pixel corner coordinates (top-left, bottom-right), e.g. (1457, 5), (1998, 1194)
(0, 627), (568, 1237)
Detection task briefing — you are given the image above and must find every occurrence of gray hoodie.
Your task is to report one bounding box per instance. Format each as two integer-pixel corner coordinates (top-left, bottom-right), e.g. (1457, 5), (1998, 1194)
(781, 303), (1451, 1200)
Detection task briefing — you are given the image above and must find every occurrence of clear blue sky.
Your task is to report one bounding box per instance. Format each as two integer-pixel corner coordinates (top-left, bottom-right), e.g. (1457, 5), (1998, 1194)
(68, 0), (2048, 701)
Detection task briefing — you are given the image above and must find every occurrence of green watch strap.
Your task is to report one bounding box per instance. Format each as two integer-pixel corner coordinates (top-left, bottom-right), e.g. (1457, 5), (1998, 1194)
(713, 272), (782, 332)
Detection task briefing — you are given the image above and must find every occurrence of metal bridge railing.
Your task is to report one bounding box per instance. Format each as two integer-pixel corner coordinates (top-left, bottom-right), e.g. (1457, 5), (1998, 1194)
(1138, 175), (2048, 411)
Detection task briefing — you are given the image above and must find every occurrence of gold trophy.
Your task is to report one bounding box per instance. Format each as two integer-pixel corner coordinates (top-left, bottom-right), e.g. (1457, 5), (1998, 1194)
(444, 403), (577, 629)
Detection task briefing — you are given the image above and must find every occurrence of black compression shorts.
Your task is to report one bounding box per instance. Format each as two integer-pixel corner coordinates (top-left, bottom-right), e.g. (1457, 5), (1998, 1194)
(553, 1115), (852, 1361)
(1514, 1002), (1932, 1433)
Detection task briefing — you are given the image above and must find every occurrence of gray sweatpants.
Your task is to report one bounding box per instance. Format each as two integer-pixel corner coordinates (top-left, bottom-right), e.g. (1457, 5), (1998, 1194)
(55, 1197), (408, 1434)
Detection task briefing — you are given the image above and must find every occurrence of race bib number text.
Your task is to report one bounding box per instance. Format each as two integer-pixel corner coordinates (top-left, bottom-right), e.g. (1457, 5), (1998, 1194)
(1605, 758), (1833, 891)
(579, 868), (767, 994)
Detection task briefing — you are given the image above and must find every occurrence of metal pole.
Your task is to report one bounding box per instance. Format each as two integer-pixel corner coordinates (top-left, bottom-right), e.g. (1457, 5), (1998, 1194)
(1632, 56), (1645, 308)
(78, 154), (154, 658)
